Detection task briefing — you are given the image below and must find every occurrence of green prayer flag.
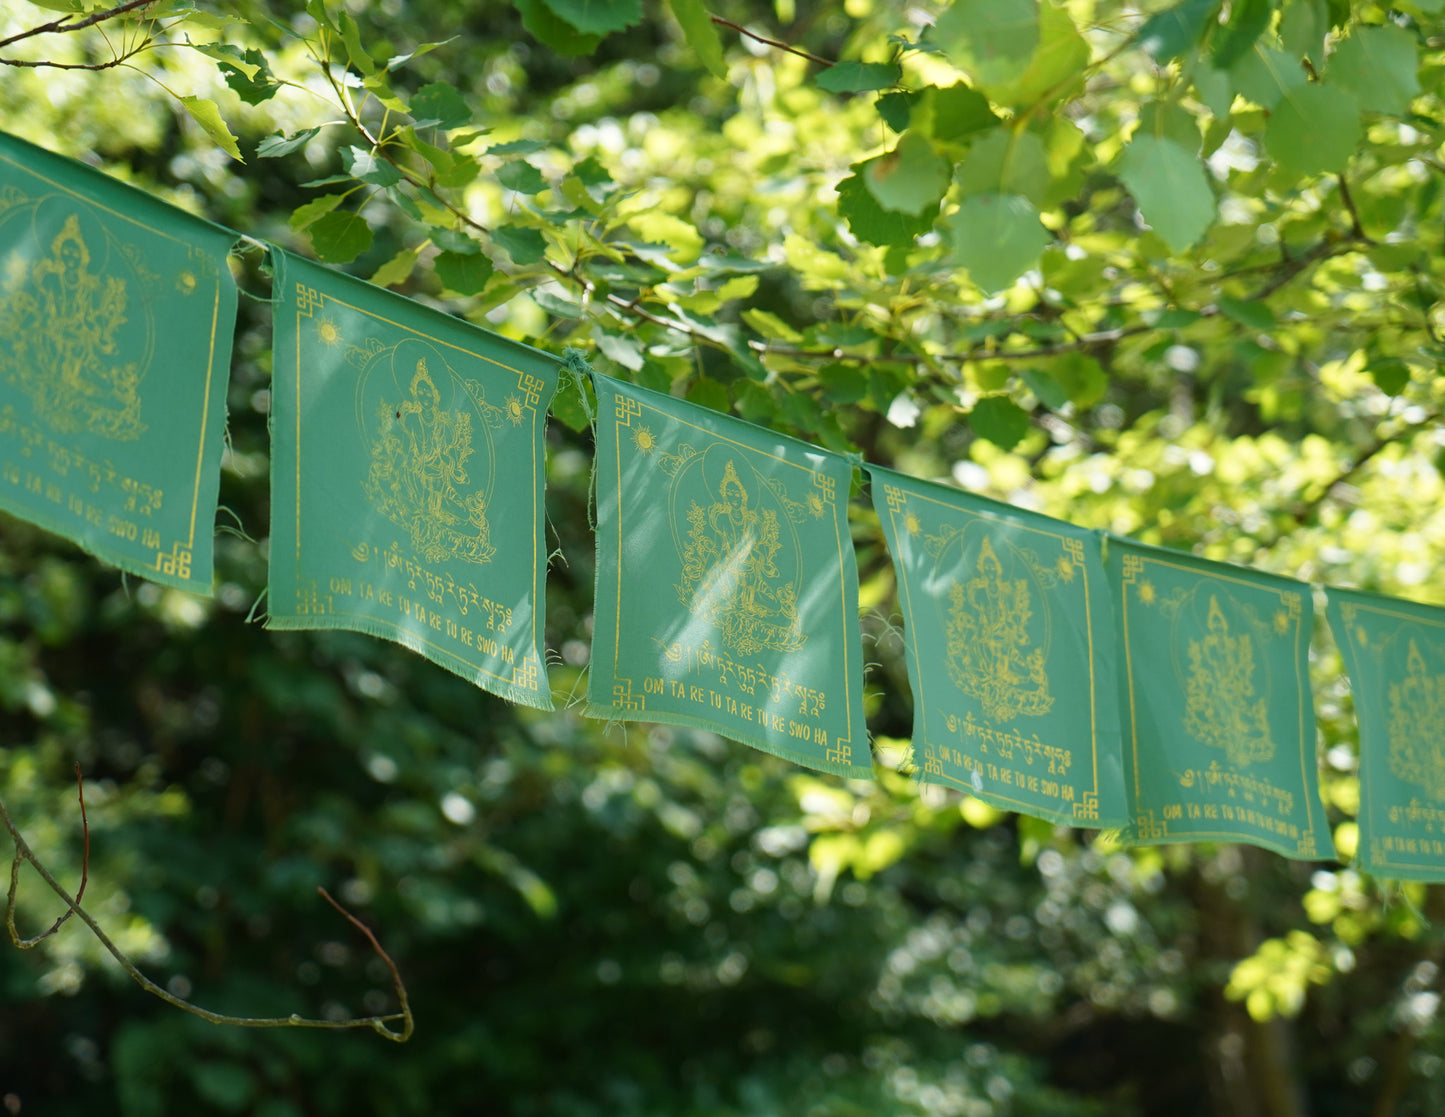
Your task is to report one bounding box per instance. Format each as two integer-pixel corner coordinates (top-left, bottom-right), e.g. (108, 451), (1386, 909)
(0, 131), (236, 593)
(268, 250), (558, 708)
(869, 466), (1127, 827)
(587, 375), (871, 778)
(1328, 586), (1445, 881)
(1106, 537), (1334, 860)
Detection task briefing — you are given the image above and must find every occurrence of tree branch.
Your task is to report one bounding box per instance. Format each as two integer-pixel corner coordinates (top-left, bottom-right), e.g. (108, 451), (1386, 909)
(708, 15), (836, 68)
(0, 0), (157, 52)
(1, 774), (412, 1042)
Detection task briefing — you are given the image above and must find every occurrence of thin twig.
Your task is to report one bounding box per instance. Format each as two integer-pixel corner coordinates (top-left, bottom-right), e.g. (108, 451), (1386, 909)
(1338, 175), (1374, 245)
(0, 0), (156, 51)
(1, 780), (412, 1041)
(709, 15), (835, 68)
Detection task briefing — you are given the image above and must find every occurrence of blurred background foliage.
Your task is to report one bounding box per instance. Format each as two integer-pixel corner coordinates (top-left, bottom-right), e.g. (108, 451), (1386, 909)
(3, 0), (1445, 1113)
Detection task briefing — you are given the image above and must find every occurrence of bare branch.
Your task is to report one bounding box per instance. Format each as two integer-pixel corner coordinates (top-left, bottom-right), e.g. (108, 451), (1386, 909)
(0, 0), (157, 52)
(708, 15), (836, 68)
(1, 776), (412, 1041)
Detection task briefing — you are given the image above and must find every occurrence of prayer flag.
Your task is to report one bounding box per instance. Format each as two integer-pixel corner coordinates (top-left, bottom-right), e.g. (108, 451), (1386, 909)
(268, 250), (558, 708)
(869, 466), (1128, 826)
(1329, 586), (1445, 880)
(0, 131), (236, 593)
(1107, 537), (1334, 860)
(587, 375), (870, 778)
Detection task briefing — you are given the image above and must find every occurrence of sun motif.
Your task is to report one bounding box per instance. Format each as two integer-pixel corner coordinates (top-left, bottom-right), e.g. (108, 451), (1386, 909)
(505, 394), (526, 425)
(176, 270), (198, 295)
(631, 425), (656, 455)
(1273, 609), (1291, 635)
(904, 512), (921, 535)
(315, 317), (342, 346)
(1056, 555), (1076, 583)
(806, 491), (826, 518)
(1138, 579), (1157, 605)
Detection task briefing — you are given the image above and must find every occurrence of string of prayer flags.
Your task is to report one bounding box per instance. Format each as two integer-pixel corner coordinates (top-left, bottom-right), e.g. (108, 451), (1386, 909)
(267, 250), (559, 708)
(0, 131), (236, 593)
(1106, 537), (1334, 861)
(586, 374), (871, 778)
(869, 466), (1128, 827)
(1328, 586), (1445, 881)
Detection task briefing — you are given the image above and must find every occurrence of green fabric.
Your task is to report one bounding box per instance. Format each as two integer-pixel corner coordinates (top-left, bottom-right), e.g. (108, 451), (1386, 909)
(1329, 586), (1445, 881)
(1107, 536), (1334, 860)
(869, 465), (1127, 826)
(587, 375), (870, 778)
(0, 131), (235, 594)
(268, 250), (558, 709)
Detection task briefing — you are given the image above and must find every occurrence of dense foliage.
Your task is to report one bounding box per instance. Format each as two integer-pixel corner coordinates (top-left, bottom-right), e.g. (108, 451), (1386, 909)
(3, 0), (1445, 1112)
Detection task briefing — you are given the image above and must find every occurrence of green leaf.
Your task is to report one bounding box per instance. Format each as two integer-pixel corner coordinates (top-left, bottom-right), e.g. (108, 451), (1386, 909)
(593, 329), (646, 371)
(539, 0), (643, 36)
(308, 210), (373, 263)
(1021, 368), (1069, 409)
(820, 363), (869, 404)
(409, 81), (471, 129)
(369, 244), (423, 287)
(686, 377), (732, 414)
(1050, 351), (1109, 408)
(385, 37), (457, 71)
(492, 225), (549, 265)
(626, 212), (704, 262)
(1138, 0), (1222, 62)
(932, 0), (1039, 91)
(497, 161), (547, 194)
(257, 128), (322, 159)
(876, 91), (917, 132)
(1138, 101), (1201, 155)
(921, 84), (1000, 144)
(1327, 25), (1421, 116)
(532, 284), (584, 317)
(515, 0), (604, 54)
(864, 132), (950, 216)
(1117, 135), (1216, 252)
(1209, 0), (1270, 69)
(434, 250), (494, 295)
(346, 146), (401, 187)
(1266, 83), (1361, 177)
(948, 193), (1051, 293)
(987, 0), (1089, 109)
(216, 47), (280, 105)
(289, 193), (346, 230)
(969, 395), (1031, 450)
(955, 128), (1050, 206)
(1192, 64), (1234, 118)
(336, 10), (375, 74)
(668, 0), (727, 77)
(1279, 0), (1327, 69)
(742, 308), (804, 343)
(817, 62), (902, 94)
(1369, 357), (1411, 396)
(179, 96), (242, 161)
(1217, 295), (1276, 331)
(1229, 46), (1305, 110)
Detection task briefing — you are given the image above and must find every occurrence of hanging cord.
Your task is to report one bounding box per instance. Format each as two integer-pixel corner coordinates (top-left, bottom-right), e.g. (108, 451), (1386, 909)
(561, 347), (600, 534)
(230, 235), (277, 303)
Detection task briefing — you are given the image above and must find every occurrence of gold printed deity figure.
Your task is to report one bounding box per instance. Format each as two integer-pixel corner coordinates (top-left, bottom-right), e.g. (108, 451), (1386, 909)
(945, 536), (1053, 722)
(363, 356), (495, 565)
(0, 213), (144, 438)
(675, 457), (805, 657)
(1183, 595), (1275, 767)
(1387, 639), (1445, 801)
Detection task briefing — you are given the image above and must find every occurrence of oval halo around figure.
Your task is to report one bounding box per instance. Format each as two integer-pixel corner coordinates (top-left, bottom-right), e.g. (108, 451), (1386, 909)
(355, 336), (501, 567)
(0, 195), (156, 440)
(667, 442), (807, 660)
